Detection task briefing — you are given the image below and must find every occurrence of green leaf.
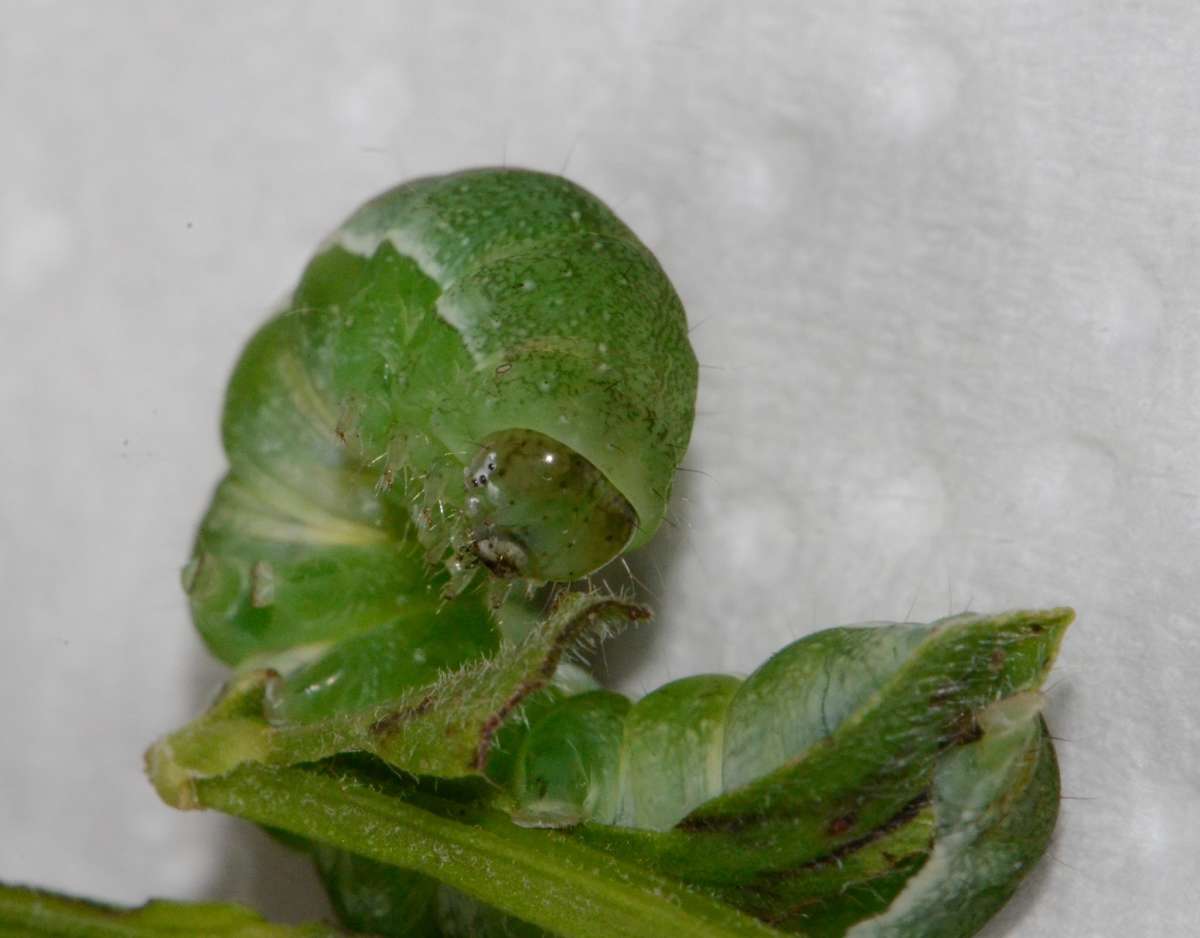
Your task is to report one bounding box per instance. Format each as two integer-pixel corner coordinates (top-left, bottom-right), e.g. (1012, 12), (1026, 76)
(147, 607), (1070, 938)
(192, 762), (785, 938)
(840, 696), (1061, 938)
(0, 883), (345, 937)
(146, 592), (647, 809)
(573, 608), (1071, 886)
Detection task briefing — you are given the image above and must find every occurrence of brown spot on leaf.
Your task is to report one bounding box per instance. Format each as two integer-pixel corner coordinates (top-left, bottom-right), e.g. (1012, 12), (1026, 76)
(749, 793), (933, 880)
(827, 813), (856, 836)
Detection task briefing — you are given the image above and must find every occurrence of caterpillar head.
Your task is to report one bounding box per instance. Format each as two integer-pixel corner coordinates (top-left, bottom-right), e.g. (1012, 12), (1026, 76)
(458, 428), (638, 583)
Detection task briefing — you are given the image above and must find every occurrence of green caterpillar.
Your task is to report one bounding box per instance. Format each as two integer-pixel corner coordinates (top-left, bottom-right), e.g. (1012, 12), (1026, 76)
(182, 168), (697, 721)
(176, 170), (1067, 938)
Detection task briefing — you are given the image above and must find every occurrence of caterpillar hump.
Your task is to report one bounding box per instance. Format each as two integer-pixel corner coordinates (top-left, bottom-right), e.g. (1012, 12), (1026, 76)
(183, 169), (696, 709)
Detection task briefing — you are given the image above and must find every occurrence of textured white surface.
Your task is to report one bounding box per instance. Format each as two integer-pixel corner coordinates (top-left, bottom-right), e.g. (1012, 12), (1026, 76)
(2, 2), (1198, 934)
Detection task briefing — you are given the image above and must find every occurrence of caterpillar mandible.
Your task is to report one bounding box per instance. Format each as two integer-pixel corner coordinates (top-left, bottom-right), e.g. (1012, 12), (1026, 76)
(182, 169), (697, 704)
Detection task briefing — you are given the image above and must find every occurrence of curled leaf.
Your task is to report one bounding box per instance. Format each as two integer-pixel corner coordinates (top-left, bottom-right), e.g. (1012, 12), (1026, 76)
(145, 591), (647, 806)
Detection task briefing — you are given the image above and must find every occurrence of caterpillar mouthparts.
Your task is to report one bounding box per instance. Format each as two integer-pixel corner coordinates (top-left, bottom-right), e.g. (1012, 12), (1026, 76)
(459, 428), (638, 582)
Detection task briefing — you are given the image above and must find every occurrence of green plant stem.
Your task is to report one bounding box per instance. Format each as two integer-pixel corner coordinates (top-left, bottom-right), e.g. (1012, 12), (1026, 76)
(0, 882), (343, 937)
(194, 763), (786, 938)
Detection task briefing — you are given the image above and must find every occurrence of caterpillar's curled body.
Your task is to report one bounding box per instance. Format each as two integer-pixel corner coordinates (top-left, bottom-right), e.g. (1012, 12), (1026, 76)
(182, 169), (1067, 938)
(184, 168), (696, 720)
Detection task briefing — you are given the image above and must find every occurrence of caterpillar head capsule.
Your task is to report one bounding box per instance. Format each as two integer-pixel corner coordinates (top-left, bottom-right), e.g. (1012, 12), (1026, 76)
(190, 169), (695, 657)
(461, 428), (638, 582)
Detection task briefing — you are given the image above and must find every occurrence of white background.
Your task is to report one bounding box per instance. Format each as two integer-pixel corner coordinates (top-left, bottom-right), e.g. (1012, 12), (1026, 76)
(2, 2), (1198, 935)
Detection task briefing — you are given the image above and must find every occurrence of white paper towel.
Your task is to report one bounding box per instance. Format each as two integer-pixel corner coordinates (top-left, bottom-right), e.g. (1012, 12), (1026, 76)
(2, 3), (1197, 934)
